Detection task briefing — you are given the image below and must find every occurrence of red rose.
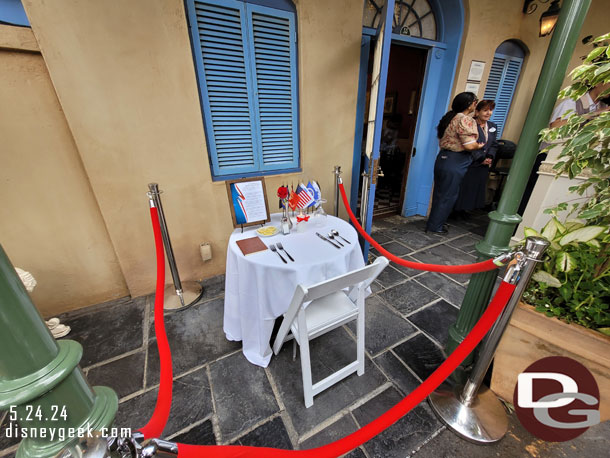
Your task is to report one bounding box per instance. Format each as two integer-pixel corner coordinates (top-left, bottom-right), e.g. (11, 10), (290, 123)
(277, 186), (289, 200)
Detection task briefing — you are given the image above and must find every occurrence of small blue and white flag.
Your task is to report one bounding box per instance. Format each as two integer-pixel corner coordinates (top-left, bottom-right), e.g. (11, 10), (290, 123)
(306, 181), (317, 207)
(311, 181), (322, 207)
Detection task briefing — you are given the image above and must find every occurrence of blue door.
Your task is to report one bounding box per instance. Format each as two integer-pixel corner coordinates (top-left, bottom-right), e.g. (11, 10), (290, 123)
(359, 0), (394, 258)
(350, 35), (371, 218)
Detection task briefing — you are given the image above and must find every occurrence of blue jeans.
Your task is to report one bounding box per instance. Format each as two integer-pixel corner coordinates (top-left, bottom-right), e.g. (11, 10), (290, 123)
(426, 150), (473, 232)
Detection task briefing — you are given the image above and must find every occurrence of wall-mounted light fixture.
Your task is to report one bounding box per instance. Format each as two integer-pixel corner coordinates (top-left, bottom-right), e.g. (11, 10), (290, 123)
(523, 0), (561, 37)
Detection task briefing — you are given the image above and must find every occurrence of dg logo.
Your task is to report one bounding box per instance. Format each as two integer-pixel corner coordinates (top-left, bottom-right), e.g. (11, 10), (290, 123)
(514, 356), (600, 442)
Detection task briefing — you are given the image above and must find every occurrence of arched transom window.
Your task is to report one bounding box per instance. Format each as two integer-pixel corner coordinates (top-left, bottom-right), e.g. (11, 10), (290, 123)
(362, 0), (437, 41)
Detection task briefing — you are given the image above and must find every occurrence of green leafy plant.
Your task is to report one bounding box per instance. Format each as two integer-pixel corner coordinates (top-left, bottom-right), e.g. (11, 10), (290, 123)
(524, 33), (610, 336)
(522, 218), (609, 335)
(539, 32), (610, 226)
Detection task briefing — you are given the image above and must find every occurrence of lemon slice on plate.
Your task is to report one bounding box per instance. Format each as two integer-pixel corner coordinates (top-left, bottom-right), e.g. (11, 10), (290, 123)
(256, 226), (279, 237)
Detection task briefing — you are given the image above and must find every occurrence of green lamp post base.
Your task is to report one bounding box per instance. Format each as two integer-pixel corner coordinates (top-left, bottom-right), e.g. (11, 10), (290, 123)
(0, 244), (119, 458)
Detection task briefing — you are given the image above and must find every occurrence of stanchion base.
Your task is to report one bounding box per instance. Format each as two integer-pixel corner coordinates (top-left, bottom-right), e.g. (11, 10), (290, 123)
(428, 383), (508, 444)
(163, 281), (203, 311)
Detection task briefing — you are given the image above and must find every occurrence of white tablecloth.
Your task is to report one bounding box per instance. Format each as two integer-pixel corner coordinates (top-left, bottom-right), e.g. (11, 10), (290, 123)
(224, 213), (365, 367)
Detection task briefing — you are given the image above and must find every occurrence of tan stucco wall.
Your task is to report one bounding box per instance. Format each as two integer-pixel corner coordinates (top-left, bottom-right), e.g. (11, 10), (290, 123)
(0, 26), (128, 316)
(293, 0), (362, 218)
(18, 0), (362, 304)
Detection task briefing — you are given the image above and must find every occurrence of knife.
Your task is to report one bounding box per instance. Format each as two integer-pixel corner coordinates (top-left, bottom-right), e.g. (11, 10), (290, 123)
(316, 232), (341, 249)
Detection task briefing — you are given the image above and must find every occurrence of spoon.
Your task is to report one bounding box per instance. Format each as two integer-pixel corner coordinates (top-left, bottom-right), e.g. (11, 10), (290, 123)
(331, 229), (351, 244)
(327, 232), (344, 247)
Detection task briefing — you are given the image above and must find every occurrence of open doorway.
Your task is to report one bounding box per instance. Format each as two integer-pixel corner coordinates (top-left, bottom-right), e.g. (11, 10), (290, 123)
(359, 42), (427, 219)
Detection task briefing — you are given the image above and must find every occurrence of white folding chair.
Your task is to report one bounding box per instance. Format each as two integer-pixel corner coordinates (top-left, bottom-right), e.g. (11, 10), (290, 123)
(272, 256), (389, 408)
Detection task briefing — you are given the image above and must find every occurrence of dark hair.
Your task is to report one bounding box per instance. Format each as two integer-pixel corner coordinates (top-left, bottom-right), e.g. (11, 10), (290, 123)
(436, 92), (478, 139)
(476, 99), (496, 111)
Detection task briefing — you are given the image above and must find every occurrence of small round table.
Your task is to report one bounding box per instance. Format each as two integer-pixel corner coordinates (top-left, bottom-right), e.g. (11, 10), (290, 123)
(223, 213), (364, 367)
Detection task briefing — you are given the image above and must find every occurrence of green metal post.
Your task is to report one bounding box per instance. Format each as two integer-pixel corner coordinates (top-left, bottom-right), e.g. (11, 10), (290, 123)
(0, 245), (118, 457)
(445, 0), (592, 364)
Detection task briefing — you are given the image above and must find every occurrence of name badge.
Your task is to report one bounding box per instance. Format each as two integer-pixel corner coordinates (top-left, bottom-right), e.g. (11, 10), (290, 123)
(489, 127), (496, 133)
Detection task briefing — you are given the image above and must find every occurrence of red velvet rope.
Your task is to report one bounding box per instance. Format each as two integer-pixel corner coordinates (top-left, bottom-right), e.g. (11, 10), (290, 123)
(176, 281), (516, 457)
(139, 206), (173, 439)
(140, 197), (516, 456)
(338, 182), (498, 274)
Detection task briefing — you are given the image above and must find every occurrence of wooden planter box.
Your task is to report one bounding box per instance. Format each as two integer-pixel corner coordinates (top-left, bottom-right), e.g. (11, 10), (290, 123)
(491, 302), (610, 421)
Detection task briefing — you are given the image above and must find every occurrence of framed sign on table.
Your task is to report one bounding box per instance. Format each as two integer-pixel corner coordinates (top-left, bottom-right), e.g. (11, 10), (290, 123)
(226, 177), (271, 228)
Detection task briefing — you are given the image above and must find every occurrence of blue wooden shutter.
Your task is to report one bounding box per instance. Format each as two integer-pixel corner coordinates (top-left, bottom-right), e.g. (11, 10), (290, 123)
(483, 56), (505, 101)
(483, 54), (523, 137)
(246, 4), (299, 171)
(187, 0), (299, 177)
(189, 0), (259, 176)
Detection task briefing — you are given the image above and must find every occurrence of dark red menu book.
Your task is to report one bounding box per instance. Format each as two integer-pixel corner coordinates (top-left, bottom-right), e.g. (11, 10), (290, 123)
(236, 236), (268, 256)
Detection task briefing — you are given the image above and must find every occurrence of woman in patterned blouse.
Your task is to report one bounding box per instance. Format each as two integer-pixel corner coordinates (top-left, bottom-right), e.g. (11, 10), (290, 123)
(425, 92), (484, 234)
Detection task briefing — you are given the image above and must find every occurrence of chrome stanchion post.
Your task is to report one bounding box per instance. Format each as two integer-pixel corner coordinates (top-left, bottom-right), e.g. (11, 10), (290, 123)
(428, 236), (549, 444)
(56, 432), (179, 457)
(148, 184), (184, 305)
(333, 165), (342, 217)
(147, 183), (203, 311)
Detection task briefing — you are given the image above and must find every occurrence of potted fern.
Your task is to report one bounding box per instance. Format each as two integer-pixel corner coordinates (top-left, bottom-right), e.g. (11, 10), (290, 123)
(491, 33), (610, 420)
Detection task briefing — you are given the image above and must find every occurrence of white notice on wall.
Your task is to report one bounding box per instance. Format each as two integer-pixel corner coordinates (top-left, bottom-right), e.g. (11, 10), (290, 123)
(467, 61), (485, 82)
(465, 82), (480, 95)
(233, 180), (267, 223)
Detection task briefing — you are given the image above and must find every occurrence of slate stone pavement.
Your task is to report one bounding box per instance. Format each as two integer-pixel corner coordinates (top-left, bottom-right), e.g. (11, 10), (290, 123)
(1, 212), (607, 457)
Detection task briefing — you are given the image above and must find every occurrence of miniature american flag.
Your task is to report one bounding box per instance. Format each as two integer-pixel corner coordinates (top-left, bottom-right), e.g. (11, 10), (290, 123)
(295, 184), (314, 209)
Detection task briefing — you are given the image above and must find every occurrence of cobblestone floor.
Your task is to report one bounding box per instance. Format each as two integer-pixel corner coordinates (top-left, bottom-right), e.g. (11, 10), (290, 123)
(1, 212), (608, 457)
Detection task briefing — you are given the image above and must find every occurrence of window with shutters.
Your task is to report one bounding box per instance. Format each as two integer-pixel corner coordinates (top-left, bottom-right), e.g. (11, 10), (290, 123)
(483, 41), (526, 138)
(186, 0), (299, 179)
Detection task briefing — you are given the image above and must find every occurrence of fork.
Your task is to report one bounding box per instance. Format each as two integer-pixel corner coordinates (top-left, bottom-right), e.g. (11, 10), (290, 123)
(276, 242), (294, 262)
(269, 244), (287, 263)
